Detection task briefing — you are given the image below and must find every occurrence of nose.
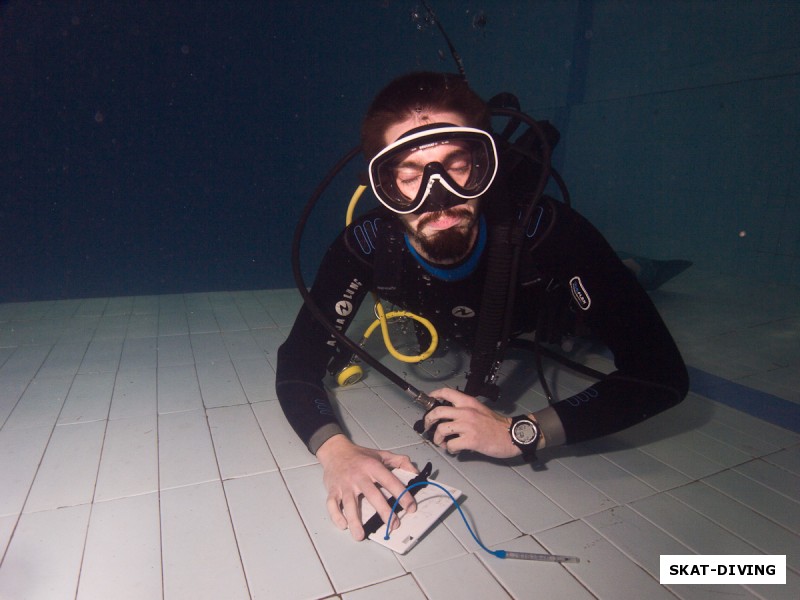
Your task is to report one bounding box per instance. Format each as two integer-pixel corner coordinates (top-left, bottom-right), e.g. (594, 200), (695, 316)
(415, 179), (459, 214)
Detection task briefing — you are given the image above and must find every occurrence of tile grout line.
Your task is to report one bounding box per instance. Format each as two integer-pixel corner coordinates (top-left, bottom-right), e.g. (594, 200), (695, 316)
(72, 303), (137, 599)
(154, 295), (169, 600)
(272, 466), (339, 594)
(578, 513), (683, 599)
(192, 301), (254, 600)
(0, 332), (89, 571)
(217, 294), (335, 594)
(662, 473), (800, 576)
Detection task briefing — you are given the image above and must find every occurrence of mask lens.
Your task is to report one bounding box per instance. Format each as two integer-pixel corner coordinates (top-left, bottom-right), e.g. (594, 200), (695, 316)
(369, 126), (498, 214)
(388, 141), (472, 203)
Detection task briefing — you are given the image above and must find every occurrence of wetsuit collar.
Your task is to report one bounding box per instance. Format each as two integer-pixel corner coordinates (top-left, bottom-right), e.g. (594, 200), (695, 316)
(404, 216), (487, 281)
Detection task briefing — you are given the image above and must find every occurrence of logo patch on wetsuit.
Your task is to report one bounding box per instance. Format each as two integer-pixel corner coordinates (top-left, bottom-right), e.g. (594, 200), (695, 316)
(569, 276), (591, 311)
(352, 218), (381, 255)
(335, 300), (353, 316)
(452, 306), (476, 318)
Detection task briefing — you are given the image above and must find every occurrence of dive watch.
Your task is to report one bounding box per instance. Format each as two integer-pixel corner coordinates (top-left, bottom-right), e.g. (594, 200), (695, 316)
(510, 414), (541, 460)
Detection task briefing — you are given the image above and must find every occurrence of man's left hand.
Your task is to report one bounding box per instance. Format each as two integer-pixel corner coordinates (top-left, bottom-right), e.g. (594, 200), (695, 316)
(423, 387), (521, 458)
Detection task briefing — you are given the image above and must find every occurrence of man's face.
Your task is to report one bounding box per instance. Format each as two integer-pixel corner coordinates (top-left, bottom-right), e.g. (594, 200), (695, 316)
(383, 112), (481, 264)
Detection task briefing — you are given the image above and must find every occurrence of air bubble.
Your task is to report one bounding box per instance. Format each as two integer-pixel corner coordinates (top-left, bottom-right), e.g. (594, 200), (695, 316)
(472, 10), (487, 30)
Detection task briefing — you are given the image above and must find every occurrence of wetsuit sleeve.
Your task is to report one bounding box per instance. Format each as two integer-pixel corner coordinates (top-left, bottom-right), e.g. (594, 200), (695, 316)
(276, 228), (373, 453)
(535, 208), (689, 444)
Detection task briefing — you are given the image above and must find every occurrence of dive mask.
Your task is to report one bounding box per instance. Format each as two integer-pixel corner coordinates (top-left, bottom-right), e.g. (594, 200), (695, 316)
(368, 124), (499, 215)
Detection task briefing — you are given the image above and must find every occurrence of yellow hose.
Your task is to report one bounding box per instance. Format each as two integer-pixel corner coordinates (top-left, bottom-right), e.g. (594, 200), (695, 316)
(346, 185), (367, 225)
(345, 185), (439, 365)
(367, 304), (439, 363)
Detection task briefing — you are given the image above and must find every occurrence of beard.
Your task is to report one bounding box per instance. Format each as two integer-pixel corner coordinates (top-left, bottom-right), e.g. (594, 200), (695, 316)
(403, 207), (478, 263)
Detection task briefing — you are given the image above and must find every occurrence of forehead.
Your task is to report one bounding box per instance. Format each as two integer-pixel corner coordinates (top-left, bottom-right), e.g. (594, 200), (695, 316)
(383, 111), (467, 146)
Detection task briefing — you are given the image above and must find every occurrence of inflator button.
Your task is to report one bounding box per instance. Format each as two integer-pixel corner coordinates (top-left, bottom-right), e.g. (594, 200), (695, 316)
(336, 364), (363, 386)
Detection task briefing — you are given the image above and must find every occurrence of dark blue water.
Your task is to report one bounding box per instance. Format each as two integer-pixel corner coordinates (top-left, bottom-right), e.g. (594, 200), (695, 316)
(2, 1), (798, 302)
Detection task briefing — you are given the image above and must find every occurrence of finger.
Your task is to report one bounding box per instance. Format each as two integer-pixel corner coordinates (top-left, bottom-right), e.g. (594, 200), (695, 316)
(375, 452), (418, 513)
(435, 421), (462, 447)
(432, 420), (449, 445)
(378, 471), (420, 514)
(326, 494), (347, 530)
(361, 484), (398, 531)
(423, 405), (456, 431)
(429, 387), (469, 405)
(443, 428), (468, 454)
(379, 451), (417, 474)
(444, 437), (464, 455)
(340, 494), (366, 541)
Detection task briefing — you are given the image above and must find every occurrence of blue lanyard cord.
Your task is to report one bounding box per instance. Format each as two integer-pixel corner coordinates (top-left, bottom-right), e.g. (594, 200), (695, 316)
(383, 481), (499, 556)
(384, 481), (579, 563)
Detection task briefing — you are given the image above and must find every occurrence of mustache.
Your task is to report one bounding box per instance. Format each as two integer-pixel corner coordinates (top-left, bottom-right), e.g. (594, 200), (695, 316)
(417, 207), (474, 228)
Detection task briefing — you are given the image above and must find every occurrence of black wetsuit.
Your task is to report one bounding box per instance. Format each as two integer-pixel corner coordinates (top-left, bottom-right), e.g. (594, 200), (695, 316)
(276, 198), (689, 453)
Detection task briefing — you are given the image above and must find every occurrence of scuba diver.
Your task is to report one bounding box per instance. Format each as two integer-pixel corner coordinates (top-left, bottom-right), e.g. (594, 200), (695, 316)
(276, 72), (689, 541)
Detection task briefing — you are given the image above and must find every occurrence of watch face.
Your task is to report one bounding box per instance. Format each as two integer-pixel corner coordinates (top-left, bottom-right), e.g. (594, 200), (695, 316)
(512, 420), (538, 445)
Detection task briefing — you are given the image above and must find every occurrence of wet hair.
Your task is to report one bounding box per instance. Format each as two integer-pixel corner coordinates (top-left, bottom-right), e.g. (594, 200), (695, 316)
(361, 72), (491, 161)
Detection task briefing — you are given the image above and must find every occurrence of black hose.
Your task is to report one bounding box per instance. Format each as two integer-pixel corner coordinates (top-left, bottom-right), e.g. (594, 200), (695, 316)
(464, 107), (553, 399)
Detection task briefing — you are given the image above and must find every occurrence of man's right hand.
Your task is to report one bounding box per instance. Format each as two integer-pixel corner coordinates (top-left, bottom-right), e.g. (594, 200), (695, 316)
(315, 434), (418, 541)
